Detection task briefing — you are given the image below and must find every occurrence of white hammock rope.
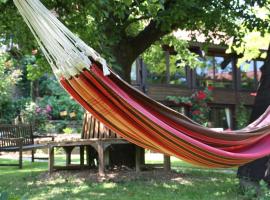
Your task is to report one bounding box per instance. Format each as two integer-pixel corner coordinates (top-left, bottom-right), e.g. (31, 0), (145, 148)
(13, 0), (110, 78)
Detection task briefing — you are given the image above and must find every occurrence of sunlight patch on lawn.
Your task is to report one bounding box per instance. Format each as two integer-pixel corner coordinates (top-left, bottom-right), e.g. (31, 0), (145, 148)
(35, 177), (67, 187)
(89, 192), (106, 197)
(102, 182), (117, 189)
(170, 177), (193, 185)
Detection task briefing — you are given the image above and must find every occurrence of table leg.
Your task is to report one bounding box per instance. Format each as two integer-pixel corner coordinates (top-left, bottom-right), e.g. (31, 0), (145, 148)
(48, 145), (54, 174)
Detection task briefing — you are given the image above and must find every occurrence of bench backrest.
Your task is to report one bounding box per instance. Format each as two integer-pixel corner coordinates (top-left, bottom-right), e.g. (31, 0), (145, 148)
(81, 112), (122, 139)
(0, 124), (34, 148)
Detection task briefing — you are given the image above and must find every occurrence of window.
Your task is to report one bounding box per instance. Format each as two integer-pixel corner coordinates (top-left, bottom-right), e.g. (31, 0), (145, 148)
(208, 106), (233, 130)
(146, 54), (187, 86)
(130, 62), (137, 83)
(169, 65), (188, 85)
(196, 56), (233, 89)
(240, 60), (263, 90)
(146, 63), (167, 84)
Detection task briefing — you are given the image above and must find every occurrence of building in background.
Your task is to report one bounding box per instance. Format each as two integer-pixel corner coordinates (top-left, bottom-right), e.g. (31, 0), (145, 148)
(131, 43), (263, 130)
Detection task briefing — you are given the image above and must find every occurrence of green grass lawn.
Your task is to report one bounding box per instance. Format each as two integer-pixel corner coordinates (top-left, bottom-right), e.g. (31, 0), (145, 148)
(0, 154), (249, 200)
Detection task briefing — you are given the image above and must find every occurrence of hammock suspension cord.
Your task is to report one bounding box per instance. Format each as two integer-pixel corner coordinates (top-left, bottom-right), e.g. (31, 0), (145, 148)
(14, 0), (110, 78)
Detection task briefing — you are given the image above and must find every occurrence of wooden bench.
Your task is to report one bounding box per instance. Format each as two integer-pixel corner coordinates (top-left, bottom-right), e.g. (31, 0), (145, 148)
(49, 112), (171, 175)
(0, 124), (54, 168)
(48, 112), (129, 175)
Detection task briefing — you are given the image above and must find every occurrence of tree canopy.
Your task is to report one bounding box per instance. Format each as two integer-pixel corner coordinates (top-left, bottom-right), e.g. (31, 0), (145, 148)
(1, 0), (270, 81)
(0, 51), (21, 101)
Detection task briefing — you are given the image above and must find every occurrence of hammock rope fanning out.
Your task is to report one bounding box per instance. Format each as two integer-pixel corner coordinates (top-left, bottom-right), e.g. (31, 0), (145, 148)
(14, 0), (270, 168)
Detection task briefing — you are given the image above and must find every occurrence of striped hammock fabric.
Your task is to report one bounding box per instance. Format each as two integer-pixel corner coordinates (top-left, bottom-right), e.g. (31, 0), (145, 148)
(14, 0), (270, 168)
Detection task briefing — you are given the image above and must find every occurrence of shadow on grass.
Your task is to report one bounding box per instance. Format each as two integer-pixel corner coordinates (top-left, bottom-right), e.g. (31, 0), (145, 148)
(0, 157), (245, 200)
(10, 174), (241, 200)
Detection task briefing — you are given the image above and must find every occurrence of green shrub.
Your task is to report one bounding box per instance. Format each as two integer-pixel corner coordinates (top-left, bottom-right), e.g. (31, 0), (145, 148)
(38, 78), (84, 121)
(0, 52), (22, 123)
(167, 86), (213, 126)
(63, 127), (74, 134)
(241, 180), (270, 200)
(0, 97), (31, 124)
(54, 120), (68, 133)
(236, 104), (251, 129)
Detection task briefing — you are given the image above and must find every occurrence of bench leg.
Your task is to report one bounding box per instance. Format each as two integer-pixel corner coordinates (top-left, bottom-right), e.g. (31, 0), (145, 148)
(19, 145), (23, 169)
(63, 146), (74, 166)
(164, 155), (171, 171)
(80, 146), (84, 166)
(31, 150), (35, 162)
(86, 146), (90, 166)
(48, 146), (54, 174)
(97, 142), (105, 176)
(86, 146), (97, 168)
(135, 146), (143, 172)
(140, 148), (145, 166)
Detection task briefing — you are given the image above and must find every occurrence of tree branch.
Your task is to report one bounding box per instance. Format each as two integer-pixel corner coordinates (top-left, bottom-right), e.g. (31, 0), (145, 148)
(129, 20), (169, 57)
(122, 16), (151, 31)
(125, 0), (187, 58)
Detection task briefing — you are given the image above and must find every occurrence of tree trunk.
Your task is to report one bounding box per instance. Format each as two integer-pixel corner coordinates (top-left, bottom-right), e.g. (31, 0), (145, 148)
(111, 41), (135, 83)
(111, 55), (133, 82)
(237, 47), (270, 185)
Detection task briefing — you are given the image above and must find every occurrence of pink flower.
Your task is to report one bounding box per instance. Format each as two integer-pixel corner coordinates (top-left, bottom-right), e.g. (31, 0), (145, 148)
(197, 91), (206, 100)
(46, 105), (52, 112)
(36, 107), (41, 113)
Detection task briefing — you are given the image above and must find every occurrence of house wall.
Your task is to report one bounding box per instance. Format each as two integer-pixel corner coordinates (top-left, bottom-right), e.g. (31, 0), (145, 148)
(133, 45), (261, 129)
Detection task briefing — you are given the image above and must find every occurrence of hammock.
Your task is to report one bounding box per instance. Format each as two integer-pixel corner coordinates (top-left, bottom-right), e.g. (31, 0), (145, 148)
(14, 0), (270, 168)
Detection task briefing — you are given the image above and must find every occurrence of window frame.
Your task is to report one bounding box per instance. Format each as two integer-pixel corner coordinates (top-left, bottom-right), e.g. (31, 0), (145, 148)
(238, 59), (264, 91)
(195, 54), (234, 90)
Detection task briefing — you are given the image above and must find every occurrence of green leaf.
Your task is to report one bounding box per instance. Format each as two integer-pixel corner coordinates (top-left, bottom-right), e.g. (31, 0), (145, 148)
(0, 0), (8, 4)
(123, 0), (132, 6)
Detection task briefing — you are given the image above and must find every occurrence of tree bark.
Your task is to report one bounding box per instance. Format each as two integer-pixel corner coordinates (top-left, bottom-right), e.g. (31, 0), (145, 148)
(237, 45), (270, 185)
(112, 40), (135, 82)
(111, 20), (171, 82)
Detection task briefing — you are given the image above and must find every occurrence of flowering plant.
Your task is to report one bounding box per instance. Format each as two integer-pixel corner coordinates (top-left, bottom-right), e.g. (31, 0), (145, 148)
(20, 101), (52, 131)
(167, 86), (213, 126)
